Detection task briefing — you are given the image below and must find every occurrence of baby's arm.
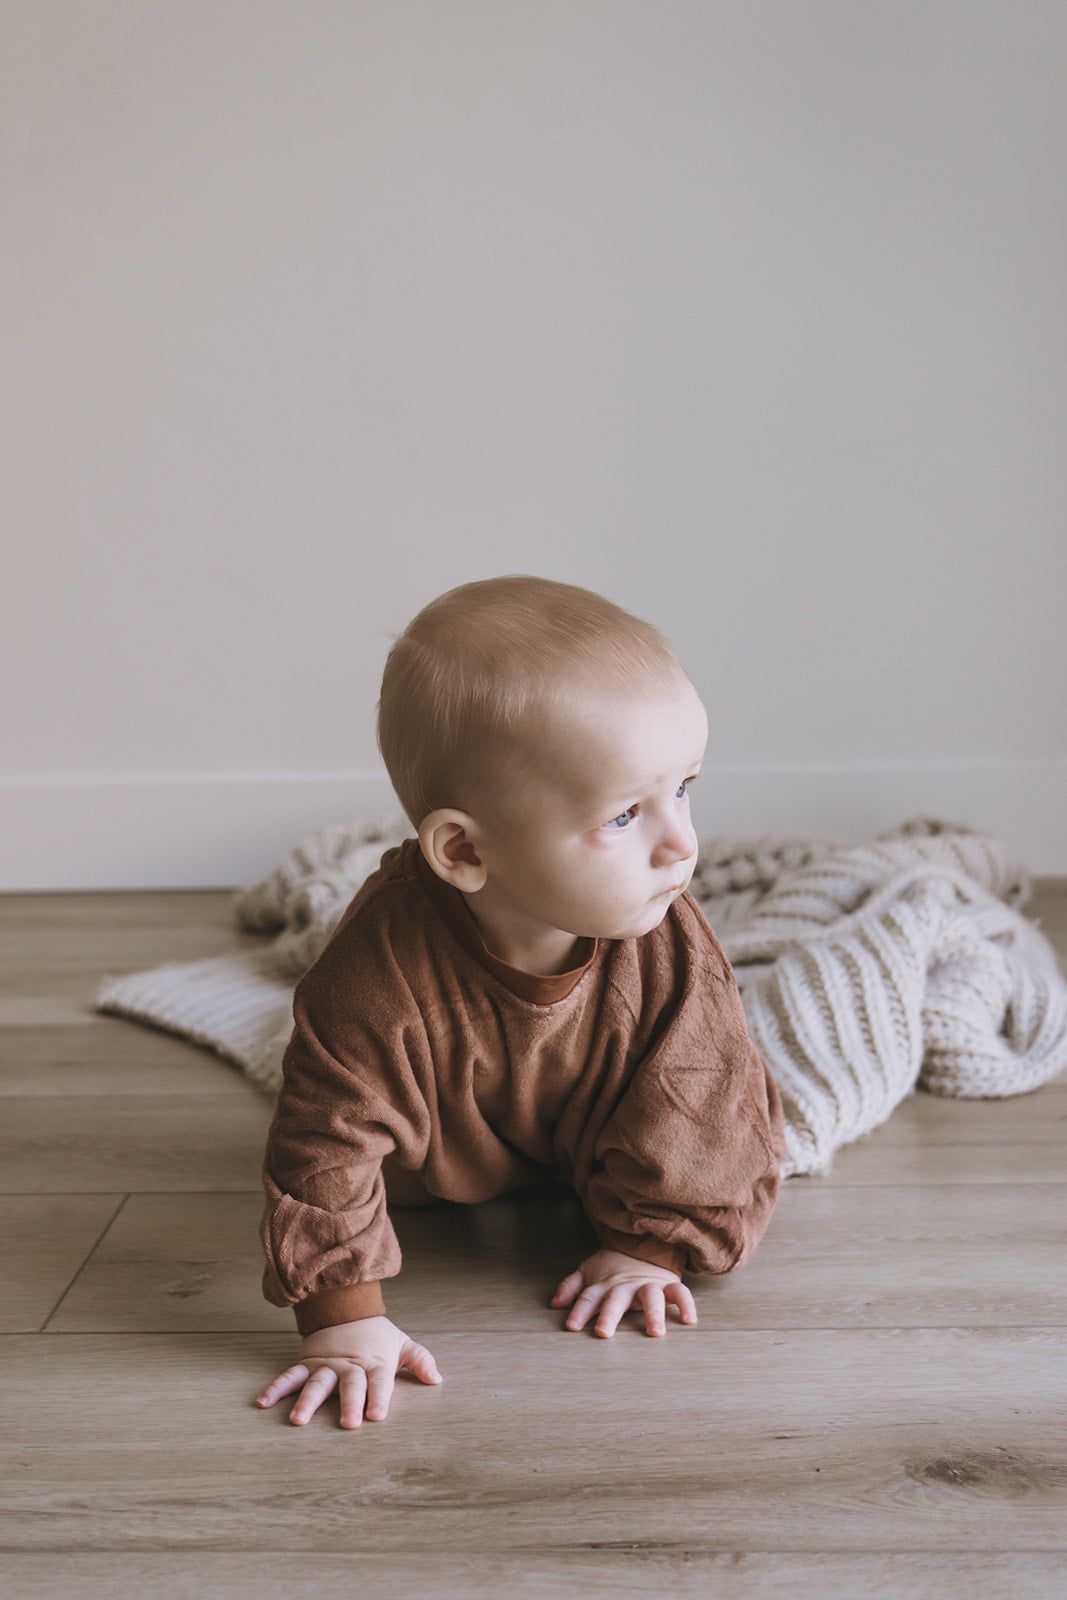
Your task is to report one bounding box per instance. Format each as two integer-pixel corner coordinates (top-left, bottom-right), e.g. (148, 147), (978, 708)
(256, 1316), (442, 1428)
(563, 915), (785, 1332)
(551, 1248), (697, 1338)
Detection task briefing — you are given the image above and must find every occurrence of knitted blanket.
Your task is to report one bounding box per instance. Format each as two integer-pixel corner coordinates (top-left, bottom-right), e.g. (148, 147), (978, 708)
(96, 815), (1067, 1178)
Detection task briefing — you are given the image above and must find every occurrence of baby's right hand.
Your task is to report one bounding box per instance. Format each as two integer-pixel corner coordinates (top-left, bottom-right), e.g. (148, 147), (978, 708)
(256, 1315), (442, 1429)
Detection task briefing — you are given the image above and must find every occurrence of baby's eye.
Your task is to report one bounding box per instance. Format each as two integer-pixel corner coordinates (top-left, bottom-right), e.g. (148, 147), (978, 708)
(604, 807), (637, 831)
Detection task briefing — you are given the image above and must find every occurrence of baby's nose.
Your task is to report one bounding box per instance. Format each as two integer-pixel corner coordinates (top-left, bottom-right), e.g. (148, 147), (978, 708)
(655, 819), (698, 867)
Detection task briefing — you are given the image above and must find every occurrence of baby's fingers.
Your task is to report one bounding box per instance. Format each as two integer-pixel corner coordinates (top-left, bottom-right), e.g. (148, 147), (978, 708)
(664, 1280), (698, 1326)
(551, 1268), (585, 1309)
(256, 1363), (310, 1409)
(564, 1283), (606, 1331)
(638, 1283), (667, 1337)
(365, 1364), (395, 1423)
(398, 1340), (443, 1387)
(289, 1365), (338, 1426)
(593, 1283), (639, 1339)
(337, 1366), (368, 1429)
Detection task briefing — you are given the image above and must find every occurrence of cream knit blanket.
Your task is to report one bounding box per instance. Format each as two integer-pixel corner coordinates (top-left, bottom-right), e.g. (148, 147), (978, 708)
(96, 815), (1067, 1178)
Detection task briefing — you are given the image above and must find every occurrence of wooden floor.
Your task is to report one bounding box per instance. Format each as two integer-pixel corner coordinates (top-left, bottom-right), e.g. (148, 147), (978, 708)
(2, 883), (1066, 1600)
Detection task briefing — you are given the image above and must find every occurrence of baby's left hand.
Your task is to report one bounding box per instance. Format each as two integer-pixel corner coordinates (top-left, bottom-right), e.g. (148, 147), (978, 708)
(551, 1248), (698, 1338)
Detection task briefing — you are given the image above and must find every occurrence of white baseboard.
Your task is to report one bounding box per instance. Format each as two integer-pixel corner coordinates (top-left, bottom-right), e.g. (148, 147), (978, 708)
(1, 760), (1064, 890)
(0, 772), (400, 891)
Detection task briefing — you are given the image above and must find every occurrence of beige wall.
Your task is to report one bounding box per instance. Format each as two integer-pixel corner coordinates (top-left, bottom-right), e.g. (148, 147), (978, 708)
(3, 1), (1065, 885)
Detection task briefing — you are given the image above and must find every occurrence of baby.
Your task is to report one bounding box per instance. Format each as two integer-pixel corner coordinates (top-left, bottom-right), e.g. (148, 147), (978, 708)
(256, 575), (785, 1429)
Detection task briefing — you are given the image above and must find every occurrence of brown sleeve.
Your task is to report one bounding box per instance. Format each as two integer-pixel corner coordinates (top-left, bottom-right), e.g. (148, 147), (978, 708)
(293, 1281), (386, 1334)
(579, 910), (785, 1277)
(597, 1229), (687, 1277)
(260, 912), (433, 1314)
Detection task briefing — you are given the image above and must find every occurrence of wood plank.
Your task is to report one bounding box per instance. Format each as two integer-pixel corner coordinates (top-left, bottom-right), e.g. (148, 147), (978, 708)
(0, 889), (236, 922)
(0, 1022), (254, 1096)
(815, 1135), (1066, 1186)
(0, 1095), (272, 1193)
(812, 1079), (1067, 1182)
(858, 1085), (1067, 1143)
(46, 1192), (294, 1335)
(734, 1182), (1067, 1328)
(3, 1329), (1065, 1553)
(0, 889), (238, 944)
(46, 1187), (595, 1335)
(1, 1194), (126, 1333)
(0, 997), (106, 1026)
(45, 1183), (1067, 1336)
(0, 890), (261, 993)
(4, 1551), (1065, 1600)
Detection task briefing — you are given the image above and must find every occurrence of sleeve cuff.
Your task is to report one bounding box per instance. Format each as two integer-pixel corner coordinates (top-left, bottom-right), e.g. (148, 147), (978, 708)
(598, 1229), (687, 1277)
(293, 1281), (385, 1334)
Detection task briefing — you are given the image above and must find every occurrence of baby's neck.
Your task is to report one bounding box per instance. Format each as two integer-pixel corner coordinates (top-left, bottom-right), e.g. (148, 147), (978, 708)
(461, 894), (587, 977)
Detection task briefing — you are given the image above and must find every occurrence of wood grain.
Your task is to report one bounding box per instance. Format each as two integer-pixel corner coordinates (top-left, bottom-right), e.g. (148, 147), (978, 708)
(0, 1094), (272, 1193)
(4, 1551), (1065, 1600)
(4, 1329), (1065, 1554)
(0, 1021), (254, 1096)
(44, 1183), (1067, 1335)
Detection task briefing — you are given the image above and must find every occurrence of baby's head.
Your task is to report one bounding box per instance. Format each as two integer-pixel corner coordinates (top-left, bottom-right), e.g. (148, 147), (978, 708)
(377, 575), (707, 952)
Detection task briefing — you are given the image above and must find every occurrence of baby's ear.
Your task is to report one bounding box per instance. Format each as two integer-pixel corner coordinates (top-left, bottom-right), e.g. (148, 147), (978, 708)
(418, 810), (488, 893)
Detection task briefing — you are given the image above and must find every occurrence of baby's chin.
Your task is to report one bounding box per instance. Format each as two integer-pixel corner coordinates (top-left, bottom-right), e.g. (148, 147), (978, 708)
(608, 897), (679, 942)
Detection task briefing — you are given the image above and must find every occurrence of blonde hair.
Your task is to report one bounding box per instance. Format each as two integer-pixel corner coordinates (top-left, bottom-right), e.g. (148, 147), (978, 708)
(377, 575), (684, 826)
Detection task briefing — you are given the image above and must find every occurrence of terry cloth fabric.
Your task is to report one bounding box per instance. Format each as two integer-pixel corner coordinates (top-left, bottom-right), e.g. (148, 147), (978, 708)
(96, 815), (1067, 1179)
(261, 837), (785, 1328)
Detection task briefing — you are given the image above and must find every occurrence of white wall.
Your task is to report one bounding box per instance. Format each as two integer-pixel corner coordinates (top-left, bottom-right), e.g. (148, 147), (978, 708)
(3, 0), (1065, 887)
